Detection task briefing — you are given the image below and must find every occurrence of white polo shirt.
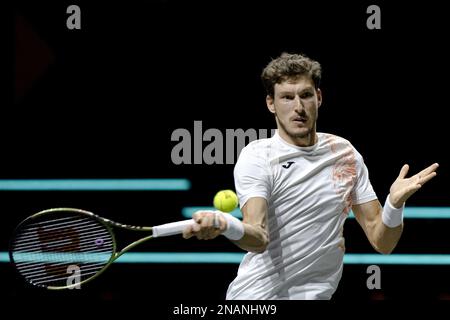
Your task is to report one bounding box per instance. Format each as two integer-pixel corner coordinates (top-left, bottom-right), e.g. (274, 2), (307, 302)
(226, 131), (377, 300)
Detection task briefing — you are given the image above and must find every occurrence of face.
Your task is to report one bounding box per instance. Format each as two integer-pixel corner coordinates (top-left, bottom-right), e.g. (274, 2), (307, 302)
(266, 76), (322, 147)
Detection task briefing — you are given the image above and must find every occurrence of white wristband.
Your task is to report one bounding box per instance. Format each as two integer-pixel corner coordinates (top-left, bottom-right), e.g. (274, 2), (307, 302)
(216, 211), (244, 240)
(382, 195), (404, 228)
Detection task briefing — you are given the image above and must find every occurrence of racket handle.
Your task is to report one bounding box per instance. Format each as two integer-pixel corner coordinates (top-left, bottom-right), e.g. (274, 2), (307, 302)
(152, 219), (195, 237)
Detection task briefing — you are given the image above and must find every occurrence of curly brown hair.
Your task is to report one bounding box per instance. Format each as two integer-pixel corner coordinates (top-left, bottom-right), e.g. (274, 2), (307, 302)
(261, 53), (322, 97)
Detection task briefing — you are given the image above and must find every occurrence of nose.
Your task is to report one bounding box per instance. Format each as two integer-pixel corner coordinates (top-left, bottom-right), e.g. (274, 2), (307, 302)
(293, 95), (304, 113)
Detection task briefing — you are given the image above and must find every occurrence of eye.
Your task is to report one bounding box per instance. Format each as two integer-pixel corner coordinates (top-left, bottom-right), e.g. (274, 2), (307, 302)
(300, 92), (314, 99)
(282, 95), (295, 100)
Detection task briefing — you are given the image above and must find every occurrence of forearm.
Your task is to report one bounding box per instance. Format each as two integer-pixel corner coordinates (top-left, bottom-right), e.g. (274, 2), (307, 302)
(369, 198), (404, 254)
(226, 197), (269, 253)
(371, 216), (403, 254)
(231, 223), (269, 253)
(354, 162), (438, 255)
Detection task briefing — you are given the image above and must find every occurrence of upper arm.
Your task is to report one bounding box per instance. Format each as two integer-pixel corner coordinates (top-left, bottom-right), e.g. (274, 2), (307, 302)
(233, 144), (272, 210)
(350, 149), (377, 204)
(350, 146), (380, 239)
(241, 197), (269, 233)
(233, 144), (271, 246)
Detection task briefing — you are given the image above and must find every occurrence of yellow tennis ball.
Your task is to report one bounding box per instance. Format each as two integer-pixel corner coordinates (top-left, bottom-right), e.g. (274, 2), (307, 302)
(213, 190), (238, 213)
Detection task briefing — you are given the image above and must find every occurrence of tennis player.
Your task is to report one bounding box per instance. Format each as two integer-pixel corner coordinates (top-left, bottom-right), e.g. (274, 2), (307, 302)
(183, 53), (439, 299)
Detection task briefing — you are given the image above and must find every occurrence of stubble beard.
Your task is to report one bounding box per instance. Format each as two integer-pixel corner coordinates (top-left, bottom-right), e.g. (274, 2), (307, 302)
(277, 116), (314, 140)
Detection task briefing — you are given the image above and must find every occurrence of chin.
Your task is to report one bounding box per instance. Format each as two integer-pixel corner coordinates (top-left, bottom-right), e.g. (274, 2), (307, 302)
(288, 127), (311, 138)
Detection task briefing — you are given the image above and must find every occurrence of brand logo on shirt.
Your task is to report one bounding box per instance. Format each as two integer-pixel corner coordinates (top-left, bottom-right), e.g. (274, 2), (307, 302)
(282, 161), (295, 169)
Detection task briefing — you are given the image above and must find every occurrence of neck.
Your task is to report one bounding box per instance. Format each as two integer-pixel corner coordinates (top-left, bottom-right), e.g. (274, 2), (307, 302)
(277, 125), (317, 147)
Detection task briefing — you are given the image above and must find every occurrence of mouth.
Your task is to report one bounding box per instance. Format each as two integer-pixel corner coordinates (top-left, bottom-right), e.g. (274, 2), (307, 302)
(292, 116), (307, 124)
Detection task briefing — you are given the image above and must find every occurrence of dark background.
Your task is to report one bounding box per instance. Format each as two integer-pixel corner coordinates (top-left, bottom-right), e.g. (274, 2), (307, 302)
(4, 0), (450, 313)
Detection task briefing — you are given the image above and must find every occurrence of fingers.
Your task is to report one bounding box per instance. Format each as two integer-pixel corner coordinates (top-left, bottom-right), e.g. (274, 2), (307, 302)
(192, 211), (202, 224)
(410, 163), (439, 185)
(398, 163), (439, 182)
(200, 212), (215, 239)
(184, 211), (223, 240)
(418, 171), (437, 185)
(182, 224), (194, 239)
(398, 164), (410, 179)
(218, 215), (227, 232)
(390, 162), (439, 207)
(417, 163), (439, 178)
(182, 226), (190, 239)
(395, 172), (435, 203)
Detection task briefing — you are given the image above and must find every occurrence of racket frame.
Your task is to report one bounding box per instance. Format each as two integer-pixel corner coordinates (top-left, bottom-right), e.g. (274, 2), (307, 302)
(9, 207), (154, 290)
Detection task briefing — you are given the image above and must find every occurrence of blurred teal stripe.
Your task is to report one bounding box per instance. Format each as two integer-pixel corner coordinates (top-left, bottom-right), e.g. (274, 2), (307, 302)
(349, 207), (450, 219)
(12, 252), (111, 264)
(3, 252), (450, 265)
(182, 207), (242, 218)
(0, 179), (191, 191)
(182, 207), (450, 219)
(0, 252), (9, 262)
(115, 252), (244, 264)
(344, 254), (450, 265)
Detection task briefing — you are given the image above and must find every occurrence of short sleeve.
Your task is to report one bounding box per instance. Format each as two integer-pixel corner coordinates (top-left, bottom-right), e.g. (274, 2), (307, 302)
(351, 149), (378, 205)
(233, 143), (272, 208)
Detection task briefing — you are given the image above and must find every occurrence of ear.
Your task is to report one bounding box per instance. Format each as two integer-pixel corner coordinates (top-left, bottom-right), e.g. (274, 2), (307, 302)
(266, 95), (275, 114)
(316, 88), (323, 108)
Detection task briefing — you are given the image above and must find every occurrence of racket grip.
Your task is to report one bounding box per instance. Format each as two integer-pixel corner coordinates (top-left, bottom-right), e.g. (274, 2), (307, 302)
(152, 219), (195, 237)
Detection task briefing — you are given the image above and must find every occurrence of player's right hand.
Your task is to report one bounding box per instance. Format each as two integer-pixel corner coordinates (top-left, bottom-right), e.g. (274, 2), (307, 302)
(182, 211), (227, 240)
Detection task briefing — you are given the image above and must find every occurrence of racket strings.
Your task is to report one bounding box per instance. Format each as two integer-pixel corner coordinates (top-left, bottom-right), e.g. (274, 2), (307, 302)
(17, 261), (105, 276)
(11, 213), (114, 288)
(15, 230), (113, 252)
(15, 218), (105, 242)
(16, 263), (106, 284)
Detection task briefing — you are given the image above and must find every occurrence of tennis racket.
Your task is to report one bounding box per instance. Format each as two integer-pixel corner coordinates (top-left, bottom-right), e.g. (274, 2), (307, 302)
(9, 207), (196, 290)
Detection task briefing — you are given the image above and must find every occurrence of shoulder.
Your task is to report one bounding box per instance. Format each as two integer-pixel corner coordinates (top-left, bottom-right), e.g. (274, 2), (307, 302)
(244, 135), (275, 151)
(319, 132), (353, 147)
(319, 133), (364, 159)
(239, 136), (275, 159)
(235, 136), (276, 170)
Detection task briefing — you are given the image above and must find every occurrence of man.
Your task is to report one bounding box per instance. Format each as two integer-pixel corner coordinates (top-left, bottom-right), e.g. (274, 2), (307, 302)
(183, 53), (439, 299)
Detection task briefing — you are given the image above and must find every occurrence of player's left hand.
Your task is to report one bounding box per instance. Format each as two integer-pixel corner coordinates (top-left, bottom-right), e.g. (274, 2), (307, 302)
(389, 163), (439, 208)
